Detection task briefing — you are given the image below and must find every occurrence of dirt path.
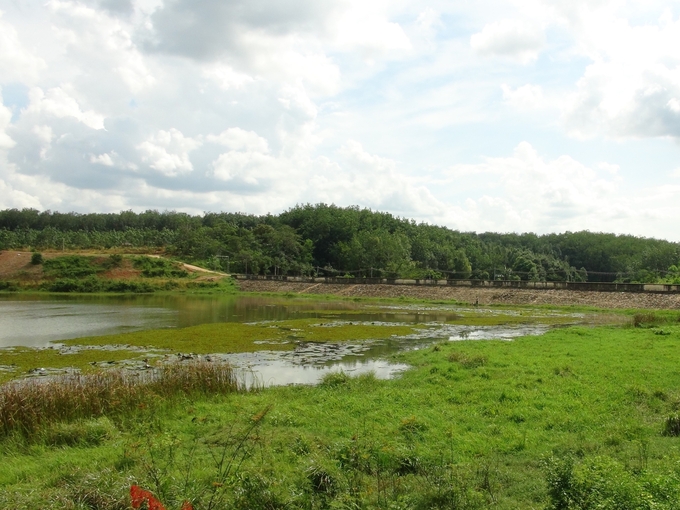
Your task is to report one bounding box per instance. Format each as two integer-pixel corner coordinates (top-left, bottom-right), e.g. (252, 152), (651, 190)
(236, 279), (680, 310)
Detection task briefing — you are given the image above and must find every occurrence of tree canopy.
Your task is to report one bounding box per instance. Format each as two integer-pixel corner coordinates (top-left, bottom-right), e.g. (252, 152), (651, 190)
(1, 205), (678, 283)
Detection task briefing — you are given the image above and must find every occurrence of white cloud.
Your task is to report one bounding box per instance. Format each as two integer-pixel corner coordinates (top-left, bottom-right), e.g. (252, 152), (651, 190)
(445, 142), (622, 232)
(207, 128), (269, 153)
(90, 152), (115, 166)
(0, 99), (15, 150)
(667, 98), (680, 113)
(212, 151), (277, 184)
(307, 140), (445, 217)
(47, 0), (154, 93)
(560, 8), (680, 140)
(471, 19), (545, 63)
(0, 11), (46, 84)
(26, 87), (106, 130)
(202, 64), (254, 91)
(137, 129), (201, 176)
(333, 3), (412, 54)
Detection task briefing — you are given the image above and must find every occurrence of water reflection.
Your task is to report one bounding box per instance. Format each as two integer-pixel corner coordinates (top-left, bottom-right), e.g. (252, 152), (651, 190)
(0, 294), (464, 348)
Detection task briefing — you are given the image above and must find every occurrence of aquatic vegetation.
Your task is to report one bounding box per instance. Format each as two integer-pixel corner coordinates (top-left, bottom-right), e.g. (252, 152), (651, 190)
(63, 319), (422, 354)
(0, 347), (144, 384)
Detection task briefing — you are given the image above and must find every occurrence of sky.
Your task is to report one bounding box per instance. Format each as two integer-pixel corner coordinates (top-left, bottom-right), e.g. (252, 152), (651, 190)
(1, 0), (680, 240)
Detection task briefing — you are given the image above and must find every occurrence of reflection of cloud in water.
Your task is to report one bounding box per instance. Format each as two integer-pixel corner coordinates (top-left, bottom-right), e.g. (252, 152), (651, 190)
(444, 324), (550, 341)
(238, 357), (409, 388)
(0, 302), (175, 347)
(203, 349), (407, 388)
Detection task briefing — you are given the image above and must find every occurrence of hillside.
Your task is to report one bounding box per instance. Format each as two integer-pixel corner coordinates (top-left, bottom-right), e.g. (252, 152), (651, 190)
(1, 205), (679, 284)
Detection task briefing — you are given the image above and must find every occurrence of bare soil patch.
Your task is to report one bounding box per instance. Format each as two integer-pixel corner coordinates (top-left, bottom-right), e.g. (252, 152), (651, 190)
(236, 279), (680, 310)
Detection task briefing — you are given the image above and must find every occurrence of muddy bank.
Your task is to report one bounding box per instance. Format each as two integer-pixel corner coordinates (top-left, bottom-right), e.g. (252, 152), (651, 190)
(237, 279), (680, 310)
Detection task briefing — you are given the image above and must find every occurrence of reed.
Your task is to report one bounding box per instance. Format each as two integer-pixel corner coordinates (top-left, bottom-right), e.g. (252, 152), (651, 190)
(0, 361), (239, 437)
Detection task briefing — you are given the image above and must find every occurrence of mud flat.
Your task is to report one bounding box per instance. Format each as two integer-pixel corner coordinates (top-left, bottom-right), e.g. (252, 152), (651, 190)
(237, 279), (680, 309)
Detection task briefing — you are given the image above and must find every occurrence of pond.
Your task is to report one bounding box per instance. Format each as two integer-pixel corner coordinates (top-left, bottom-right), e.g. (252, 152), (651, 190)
(0, 294), (599, 386)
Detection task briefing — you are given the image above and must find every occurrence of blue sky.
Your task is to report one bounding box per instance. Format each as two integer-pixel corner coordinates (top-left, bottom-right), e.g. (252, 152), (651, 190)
(1, 0), (680, 240)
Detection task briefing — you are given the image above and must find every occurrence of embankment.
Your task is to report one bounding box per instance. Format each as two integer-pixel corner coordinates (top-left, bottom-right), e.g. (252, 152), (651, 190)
(236, 279), (680, 309)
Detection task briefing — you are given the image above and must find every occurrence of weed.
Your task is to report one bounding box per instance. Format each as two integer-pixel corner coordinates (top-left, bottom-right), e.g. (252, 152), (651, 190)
(319, 371), (350, 388)
(662, 414), (680, 437)
(399, 416), (428, 439)
(448, 351), (487, 369)
(633, 312), (660, 327)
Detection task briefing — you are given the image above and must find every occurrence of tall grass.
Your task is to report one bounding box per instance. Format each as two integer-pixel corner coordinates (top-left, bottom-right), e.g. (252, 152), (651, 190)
(0, 361), (239, 437)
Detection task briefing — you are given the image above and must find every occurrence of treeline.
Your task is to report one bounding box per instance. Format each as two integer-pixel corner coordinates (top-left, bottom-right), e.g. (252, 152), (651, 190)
(1, 205), (679, 283)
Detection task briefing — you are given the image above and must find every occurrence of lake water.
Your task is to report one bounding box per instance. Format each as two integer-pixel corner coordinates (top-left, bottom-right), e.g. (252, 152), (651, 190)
(0, 294), (581, 386)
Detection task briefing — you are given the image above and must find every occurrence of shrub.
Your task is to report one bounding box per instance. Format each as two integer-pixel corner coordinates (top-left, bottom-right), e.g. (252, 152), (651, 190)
(133, 256), (188, 278)
(43, 255), (98, 278)
(448, 352), (487, 369)
(30, 252), (43, 265)
(663, 414), (680, 437)
(0, 280), (18, 291)
(633, 313), (659, 327)
(106, 253), (123, 268)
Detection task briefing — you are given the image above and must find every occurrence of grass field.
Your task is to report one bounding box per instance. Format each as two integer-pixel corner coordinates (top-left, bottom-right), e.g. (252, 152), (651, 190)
(2, 309), (680, 509)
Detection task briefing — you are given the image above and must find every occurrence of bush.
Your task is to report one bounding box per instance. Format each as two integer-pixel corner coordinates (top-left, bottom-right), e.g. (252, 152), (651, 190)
(30, 252), (43, 265)
(0, 280), (18, 291)
(632, 312), (660, 327)
(106, 253), (123, 268)
(43, 255), (98, 278)
(663, 414), (680, 437)
(133, 256), (188, 278)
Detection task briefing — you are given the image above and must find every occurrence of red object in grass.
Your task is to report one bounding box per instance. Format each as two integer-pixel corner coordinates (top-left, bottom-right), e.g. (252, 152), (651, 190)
(130, 485), (193, 510)
(130, 485), (166, 510)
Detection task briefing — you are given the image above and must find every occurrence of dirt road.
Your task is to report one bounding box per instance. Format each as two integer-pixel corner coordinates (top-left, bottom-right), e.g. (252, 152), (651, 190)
(236, 279), (680, 310)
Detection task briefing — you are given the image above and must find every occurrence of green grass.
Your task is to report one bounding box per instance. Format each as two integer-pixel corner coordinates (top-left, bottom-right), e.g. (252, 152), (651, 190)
(3, 322), (680, 508)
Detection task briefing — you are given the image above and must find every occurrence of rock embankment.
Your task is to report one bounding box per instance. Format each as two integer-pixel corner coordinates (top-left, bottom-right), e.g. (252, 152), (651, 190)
(236, 279), (680, 310)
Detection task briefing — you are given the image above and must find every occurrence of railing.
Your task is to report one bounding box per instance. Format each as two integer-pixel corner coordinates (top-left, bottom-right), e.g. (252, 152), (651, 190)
(233, 274), (680, 293)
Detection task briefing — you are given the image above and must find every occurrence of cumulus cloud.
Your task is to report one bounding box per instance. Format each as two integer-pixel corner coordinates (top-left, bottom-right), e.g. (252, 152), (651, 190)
(47, 0), (155, 93)
(0, 98), (16, 150)
(137, 129), (201, 176)
(445, 142), (623, 232)
(305, 140), (446, 218)
(207, 128), (270, 153)
(26, 87), (106, 130)
(0, 11), (46, 84)
(560, 7), (680, 140)
(90, 152), (115, 166)
(470, 19), (545, 63)
(2, 0), (680, 243)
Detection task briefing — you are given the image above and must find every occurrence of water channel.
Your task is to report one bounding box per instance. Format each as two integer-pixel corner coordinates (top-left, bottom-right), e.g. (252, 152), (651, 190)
(0, 294), (591, 386)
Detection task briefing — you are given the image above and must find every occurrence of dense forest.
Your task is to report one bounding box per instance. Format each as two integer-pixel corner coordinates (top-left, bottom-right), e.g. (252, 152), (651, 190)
(1, 205), (679, 283)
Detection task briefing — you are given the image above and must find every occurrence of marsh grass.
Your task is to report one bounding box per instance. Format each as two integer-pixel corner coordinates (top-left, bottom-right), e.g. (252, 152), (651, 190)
(0, 361), (239, 438)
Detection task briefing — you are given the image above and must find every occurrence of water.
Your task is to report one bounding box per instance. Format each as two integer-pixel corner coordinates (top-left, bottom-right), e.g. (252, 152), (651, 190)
(0, 294), (584, 386)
